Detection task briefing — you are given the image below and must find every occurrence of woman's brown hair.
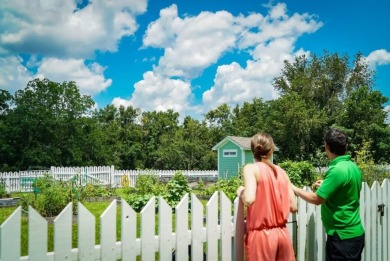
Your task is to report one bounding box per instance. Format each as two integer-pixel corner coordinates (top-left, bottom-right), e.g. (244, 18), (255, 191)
(251, 133), (277, 176)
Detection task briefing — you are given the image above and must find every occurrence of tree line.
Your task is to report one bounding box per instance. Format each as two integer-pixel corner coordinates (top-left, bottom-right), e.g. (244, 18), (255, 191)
(0, 51), (389, 171)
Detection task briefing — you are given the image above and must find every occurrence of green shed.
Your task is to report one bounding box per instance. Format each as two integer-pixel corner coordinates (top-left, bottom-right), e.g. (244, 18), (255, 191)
(212, 136), (254, 179)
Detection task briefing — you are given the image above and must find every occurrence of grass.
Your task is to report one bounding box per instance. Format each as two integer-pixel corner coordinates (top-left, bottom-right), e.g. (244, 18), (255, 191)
(0, 192), (210, 257)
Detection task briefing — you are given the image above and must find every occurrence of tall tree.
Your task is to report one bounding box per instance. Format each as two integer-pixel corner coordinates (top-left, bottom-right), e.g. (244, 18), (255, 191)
(231, 98), (270, 137)
(0, 90), (13, 170)
(4, 78), (94, 169)
(271, 52), (379, 160)
(337, 85), (389, 161)
(140, 110), (179, 169)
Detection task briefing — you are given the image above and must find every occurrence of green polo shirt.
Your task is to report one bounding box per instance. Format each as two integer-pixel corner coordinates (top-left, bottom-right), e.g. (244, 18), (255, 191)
(316, 155), (365, 239)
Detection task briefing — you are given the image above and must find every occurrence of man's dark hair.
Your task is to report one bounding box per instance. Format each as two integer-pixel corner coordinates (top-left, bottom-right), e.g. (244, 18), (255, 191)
(324, 129), (348, 155)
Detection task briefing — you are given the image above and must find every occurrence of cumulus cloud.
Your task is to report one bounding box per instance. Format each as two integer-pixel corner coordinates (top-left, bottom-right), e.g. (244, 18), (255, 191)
(0, 0), (147, 58)
(35, 58), (112, 95)
(112, 71), (192, 114)
(385, 105), (390, 124)
(0, 0), (143, 95)
(0, 56), (33, 92)
(0, 55), (111, 95)
(366, 49), (390, 68)
(143, 4), (255, 79)
(137, 3), (322, 116)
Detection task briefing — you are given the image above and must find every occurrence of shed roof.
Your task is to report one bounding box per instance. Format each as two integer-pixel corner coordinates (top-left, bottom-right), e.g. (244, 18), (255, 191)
(212, 136), (252, 151)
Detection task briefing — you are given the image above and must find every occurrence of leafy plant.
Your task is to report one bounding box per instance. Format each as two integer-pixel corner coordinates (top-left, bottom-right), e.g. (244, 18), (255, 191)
(279, 161), (318, 188)
(135, 174), (163, 195)
(201, 176), (243, 202)
(126, 194), (154, 212)
(164, 171), (191, 207)
(355, 140), (390, 186)
(0, 179), (6, 196)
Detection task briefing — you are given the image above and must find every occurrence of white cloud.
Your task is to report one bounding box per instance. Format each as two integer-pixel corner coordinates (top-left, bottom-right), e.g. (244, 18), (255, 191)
(0, 55), (112, 95)
(0, 0), (147, 58)
(112, 71), (192, 114)
(202, 4), (320, 112)
(366, 49), (390, 67)
(143, 4), (248, 79)
(35, 58), (112, 95)
(385, 105), (390, 124)
(0, 56), (33, 92)
(137, 3), (322, 116)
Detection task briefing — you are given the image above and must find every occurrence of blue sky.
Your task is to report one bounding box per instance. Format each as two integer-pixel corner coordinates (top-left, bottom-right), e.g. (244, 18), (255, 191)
(1, 0), (389, 119)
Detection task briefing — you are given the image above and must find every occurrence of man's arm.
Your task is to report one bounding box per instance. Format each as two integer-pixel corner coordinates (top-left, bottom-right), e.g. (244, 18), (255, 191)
(292, 184), (326, 205)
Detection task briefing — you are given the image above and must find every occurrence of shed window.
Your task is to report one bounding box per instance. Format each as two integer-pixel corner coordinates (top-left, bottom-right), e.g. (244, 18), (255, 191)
(223, 149), (237, 157)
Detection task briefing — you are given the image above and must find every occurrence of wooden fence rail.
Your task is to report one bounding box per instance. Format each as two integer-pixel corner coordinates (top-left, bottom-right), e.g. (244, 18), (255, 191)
(0, 180), (389, 260)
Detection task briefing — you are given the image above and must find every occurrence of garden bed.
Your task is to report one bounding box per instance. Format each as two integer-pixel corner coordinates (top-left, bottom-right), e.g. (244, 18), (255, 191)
(0, 197), (20, 207)
(85, 196), (121, 202)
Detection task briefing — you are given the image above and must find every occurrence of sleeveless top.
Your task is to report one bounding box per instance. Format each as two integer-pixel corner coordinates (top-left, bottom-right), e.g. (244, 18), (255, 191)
(246, 162), (290, 231)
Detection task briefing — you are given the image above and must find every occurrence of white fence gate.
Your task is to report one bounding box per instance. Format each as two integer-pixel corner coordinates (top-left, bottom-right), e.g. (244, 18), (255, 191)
(0, 180), (389, 260)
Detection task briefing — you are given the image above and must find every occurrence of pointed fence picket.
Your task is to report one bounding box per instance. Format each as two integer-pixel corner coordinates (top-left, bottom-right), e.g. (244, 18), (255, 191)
(0, 180), (389, 260)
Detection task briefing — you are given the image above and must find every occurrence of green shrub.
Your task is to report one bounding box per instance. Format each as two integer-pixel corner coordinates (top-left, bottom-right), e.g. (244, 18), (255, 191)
(81, 184), (115, 198)
(135, 174), (163, 195)
(202, 176), (243, 202)
(126, 194), (154, 212)
(164, 171), (191, 207)
(0, 180), (6, 196)
(34, 185), (69, 217)
(279, 161), (318, 188)
(355, 140), (390, 186)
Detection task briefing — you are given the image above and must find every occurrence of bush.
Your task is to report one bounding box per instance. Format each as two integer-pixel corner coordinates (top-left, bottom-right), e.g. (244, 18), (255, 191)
(279, 161), (318, 188)
(124, 173), (165, 211)
(201, 176), (243, 202)
(135, 174), (164, 195)
(81, 183), (115, 198)
(0, 180), (6, 196)
(164, 171), (191, 207)
(127, 194), (154, 212)
(355, 140), (390, 186)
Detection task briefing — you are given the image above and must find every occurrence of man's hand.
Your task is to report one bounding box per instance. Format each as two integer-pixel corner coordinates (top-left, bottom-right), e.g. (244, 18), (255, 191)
(311, 179), (323, 191)
(314, 179), (323, 188)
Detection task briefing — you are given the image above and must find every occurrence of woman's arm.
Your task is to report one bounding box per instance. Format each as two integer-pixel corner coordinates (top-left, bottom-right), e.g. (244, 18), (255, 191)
(236, 164), (257, 206)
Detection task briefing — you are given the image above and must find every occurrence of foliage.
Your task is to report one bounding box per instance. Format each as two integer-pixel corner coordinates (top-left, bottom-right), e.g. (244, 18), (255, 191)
(80, 183), (115, 198)
(21, 174), (106, 216)
(127, 194), (154, 212)
(279, 161), (318, 188)
(22, 175), (70, 217)
(124, 173), (165, 211)
(0, 179), (7, 196)
(124, 171), (191, 211)
(354, 140), (390, 186)
(201, 176), (243, 202)
(164, 171), (191, 207)
(135, 174), (165, 195)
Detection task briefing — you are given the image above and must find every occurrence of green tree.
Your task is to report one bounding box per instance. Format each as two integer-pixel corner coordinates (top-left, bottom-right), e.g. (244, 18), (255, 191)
(337, 85), (389, 161)
(231, 98), (269, 137)
(4, 78), (94, 169)
(141, 110), (179, 169)
(271, 51), (381, 161)
(0, 90), (13, 170)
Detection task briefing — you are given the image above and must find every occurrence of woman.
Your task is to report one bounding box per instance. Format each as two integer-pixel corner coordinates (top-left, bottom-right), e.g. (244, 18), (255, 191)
(236, 133), (297, 261)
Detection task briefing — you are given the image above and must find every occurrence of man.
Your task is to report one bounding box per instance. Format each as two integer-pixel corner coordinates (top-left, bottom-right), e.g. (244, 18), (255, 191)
(292, 129), (365, 261)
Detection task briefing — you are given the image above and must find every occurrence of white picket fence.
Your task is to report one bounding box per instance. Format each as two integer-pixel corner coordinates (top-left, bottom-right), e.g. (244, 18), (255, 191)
(0, 166), (218, 193)
(0, 180), (389, 260)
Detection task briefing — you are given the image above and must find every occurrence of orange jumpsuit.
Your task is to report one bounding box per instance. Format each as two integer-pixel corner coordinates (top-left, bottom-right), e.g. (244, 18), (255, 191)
(245, 162), (295, 261)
